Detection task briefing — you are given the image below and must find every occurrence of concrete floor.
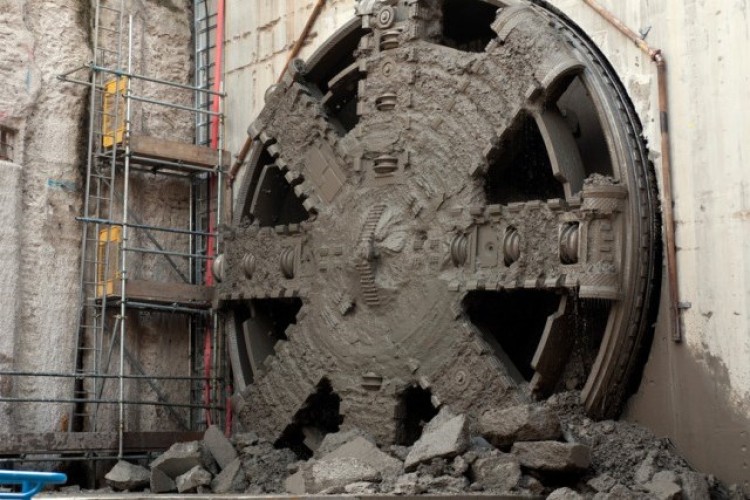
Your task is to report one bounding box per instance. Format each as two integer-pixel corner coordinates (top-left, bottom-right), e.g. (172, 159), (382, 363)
(39, 495), (541, 500)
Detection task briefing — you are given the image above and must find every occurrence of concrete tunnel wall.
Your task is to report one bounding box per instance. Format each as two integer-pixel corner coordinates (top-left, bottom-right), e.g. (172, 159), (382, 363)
(0, 0), (197, 435)
(0, 161), (22, 433)
(223, 0), (750, 489)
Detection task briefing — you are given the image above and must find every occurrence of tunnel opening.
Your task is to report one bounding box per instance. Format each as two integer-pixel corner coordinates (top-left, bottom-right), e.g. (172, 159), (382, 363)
(555, 75), (614, 178)
(275, 378), (343, 459)
(232, 298), (303, 386)
(250, 163), (309, 227)
(555, 298), (611, 393)
(250, 297), (303, 342)
(484, 112), (565, 204)
(463, 290), (562, 381)
(228, 302), (254, 385)
(236, 145), (274, 225)
(441, 0), (498, 52)
(322, 64), (362, 133)
(395, 385), (439, 446)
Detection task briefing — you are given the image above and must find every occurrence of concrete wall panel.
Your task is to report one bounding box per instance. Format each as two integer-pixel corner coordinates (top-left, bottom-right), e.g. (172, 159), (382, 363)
(0, 161), (22, 433)
(9, 0), (90, 433)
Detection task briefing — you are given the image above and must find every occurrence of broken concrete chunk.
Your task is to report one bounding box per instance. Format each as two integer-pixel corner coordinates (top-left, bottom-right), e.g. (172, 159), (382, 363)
(511, 441), (591, 473)
(644, 470), (683, 500)
(210, 457), (247, 494)
(518, 474), (545, 495)
(634, 450), (658, 484)
(594, 484), (649, 500)
(303, 426), (325, 453)
(104, 460), (150, 491)
(305, 457), (381, 494)
(588, 473), (618, 493)
(548, 486), (586, 499)
(451, 455), (469, 477)
(315, 427), (375, 457)
(470, 454), (522, 492)
(344, 481), (379, 494)
(468, 435), (495, 452)
(232, 431), (259, 449)
(150, 467), (176, 494)
(479, 404), (562, 446)
(150, 440), (203, 478)
(321, 436), (402, 478)
(422, 406), (457, 434)
(175, 465), (212, 493)
(199, 442), (219, 474)
(680, 471), (710, 500)
(241, 445), (298, 493)
(284, 470), (305, 495)
(404, 412), (469, 470)
(203, 424), (238, 470)
(393, 473), (425, 496)
(388, 444), (411, 461)
(419, 474), (469, 493)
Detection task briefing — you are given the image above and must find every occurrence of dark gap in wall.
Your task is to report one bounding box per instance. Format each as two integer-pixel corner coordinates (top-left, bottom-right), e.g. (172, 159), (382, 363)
(395, 385), (438, 446)
(275, 378), (343, 459)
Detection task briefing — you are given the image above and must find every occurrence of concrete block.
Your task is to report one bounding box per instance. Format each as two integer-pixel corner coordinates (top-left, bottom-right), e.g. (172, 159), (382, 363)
(593, 484), (649, 500)
(479, 404), (562, 446)
(104, 460), (150, 491)
(420, 474), (469, 493)
(320, 436), (402, 477)
(548, 487), (586, 499)
(588, 473), (618, 493)
(232, 431), (259, 449)
(423, 406), (457, 433)
(470, 454), (522, 492)
(175, 465), (212, 493)
(210, 457), (247, 493)
(150, 467), (176, 494)
(680, 471), (710, 500)
(316, 427), (375, 457)
(644, 470), (683, 500)
(404, 410), (469, 471)
(511, 441), (591, 473)
(284, 470), (305, 495)
(468, 436), (495, 452)
(634, 450), (658, 484)
(518, 474), (545, 495)
(344, 481), (379, 494)
(203, 425), (238, 469)
(306, 457), (381, 493)
(393, 472), (425, 496)
(150, 441), (203, 478)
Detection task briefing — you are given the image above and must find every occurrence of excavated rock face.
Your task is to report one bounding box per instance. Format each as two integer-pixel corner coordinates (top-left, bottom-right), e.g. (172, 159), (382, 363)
(218, 0), (660, 451)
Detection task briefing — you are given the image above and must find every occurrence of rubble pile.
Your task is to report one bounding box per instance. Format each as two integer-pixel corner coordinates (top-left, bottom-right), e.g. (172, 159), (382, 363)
(102, 393), (743, 498)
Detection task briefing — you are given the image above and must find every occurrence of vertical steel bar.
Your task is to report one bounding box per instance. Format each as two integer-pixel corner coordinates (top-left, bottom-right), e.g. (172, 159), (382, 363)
(215, 81), (225, 428)
(118, 14), (135, 459)
(70, 0), (103, 433)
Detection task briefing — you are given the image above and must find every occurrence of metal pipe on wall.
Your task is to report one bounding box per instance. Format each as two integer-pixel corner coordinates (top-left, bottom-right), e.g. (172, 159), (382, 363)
(579, 0), (682, 342)
(117, 14), (135, 459)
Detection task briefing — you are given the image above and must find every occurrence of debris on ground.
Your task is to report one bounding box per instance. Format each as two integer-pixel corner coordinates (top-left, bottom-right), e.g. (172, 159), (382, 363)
(91, 392), (744, 498)
(103, 460), (150, 491)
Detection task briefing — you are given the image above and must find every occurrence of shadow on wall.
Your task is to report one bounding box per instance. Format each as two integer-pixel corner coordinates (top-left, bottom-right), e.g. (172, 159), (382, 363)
(625, 287), (750, 494)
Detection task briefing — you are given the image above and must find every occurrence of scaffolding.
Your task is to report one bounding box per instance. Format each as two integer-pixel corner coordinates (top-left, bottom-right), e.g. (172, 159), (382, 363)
(0, 0), (229, 462)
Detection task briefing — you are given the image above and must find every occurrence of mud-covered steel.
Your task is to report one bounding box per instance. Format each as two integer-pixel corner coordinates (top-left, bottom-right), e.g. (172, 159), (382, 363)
(221, 0), (660, 445)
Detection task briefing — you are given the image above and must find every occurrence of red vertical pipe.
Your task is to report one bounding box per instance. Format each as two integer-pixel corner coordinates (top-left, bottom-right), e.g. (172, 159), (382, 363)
(210, 0), (224, 151)
(204, 0), (225, 429)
